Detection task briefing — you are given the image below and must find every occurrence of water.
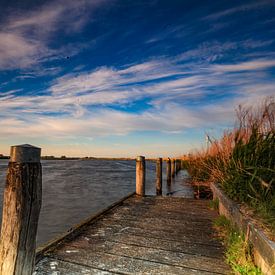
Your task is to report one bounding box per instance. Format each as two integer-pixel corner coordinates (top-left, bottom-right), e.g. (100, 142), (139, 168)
(0, 159), (193, 246)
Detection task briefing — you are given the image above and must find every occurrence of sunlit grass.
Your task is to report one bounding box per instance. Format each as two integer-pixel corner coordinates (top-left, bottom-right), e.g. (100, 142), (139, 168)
(214, 215), (262, 275)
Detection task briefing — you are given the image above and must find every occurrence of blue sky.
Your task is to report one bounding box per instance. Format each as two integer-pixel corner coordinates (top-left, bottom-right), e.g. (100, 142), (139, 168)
(0, 0), (274, 157)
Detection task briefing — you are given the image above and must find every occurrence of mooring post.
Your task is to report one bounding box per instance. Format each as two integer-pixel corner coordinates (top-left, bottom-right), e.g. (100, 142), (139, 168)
(171, 159), (176, 178)
(166, 158), (171, 184)
(0, 144), (42, 275)
(181, 159), (184, 170)
(156, 158), (162, 195)
(136, 156), (145, 196)
(178, 159), (181, 172)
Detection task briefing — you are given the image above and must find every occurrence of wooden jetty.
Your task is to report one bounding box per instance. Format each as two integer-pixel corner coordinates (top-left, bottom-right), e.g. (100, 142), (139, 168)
(35, 195), (230, 274)
(0, 146), (230, 274)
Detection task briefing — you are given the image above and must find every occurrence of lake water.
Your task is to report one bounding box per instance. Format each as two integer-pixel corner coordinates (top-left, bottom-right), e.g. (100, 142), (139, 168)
(0, 159), (193, 246)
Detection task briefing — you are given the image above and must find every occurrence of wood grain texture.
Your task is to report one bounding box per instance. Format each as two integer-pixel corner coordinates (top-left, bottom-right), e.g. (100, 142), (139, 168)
(0, 162), (42, 275)
(136, 157), (145, 196)
(156, 158), (162, 195)
(166, 158), (171, 184)
(35, 196), (230, 274)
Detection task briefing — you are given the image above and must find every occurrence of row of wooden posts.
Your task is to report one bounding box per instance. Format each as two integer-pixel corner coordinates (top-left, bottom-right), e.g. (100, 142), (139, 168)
(136, 156), (183, 197)
(0, 145), (182, 274)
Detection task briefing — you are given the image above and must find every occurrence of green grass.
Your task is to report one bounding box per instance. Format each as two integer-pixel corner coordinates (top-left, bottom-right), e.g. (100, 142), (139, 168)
(214, 215), (262, 275)
(209, 198), (219, 210)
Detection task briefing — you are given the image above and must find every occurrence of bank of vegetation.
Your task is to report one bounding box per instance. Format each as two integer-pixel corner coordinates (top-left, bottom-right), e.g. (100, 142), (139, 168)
(185, 97), (275, 234)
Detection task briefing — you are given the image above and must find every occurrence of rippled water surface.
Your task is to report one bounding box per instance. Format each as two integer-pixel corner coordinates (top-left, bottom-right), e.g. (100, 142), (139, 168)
(0, 159), (192, 246)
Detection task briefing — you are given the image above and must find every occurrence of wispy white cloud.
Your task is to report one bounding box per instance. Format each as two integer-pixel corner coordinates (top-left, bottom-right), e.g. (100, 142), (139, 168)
(1, 52), (274, 145)
(0, 0), (107, 70)
(241, 39), (274, 49)
(50, 60), (185, 96)
(176, 41), (236, 63)
(0, 32), (48, 69)
(212, 59), (275, 72)
(204, 1), (274, 21)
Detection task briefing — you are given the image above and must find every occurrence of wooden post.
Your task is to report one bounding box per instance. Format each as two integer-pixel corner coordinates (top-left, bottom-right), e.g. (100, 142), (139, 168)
(136, 156), (145, 196)
(0, 144), (42, 275)
(176, 159), (180, 174)
(171, 159), (175, 178)
(156, 158), (162, 195)
(166, 158), (171, 184)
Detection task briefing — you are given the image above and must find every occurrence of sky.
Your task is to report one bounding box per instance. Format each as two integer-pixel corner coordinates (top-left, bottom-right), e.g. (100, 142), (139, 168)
(0, 0), (274, 157)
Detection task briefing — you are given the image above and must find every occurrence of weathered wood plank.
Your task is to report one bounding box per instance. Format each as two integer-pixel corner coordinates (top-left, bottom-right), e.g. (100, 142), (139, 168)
(79, 232), (224, 258)
(110, 206), (217, 219)
(100, 213), (219, 231)
(123, 197), (215, 210)
(45, 236), (229, 273)
(34, 256), (117, 274)
(35, 196), (230, 274)
(82, 222), (223, 247)
(45, 251), (223, 274)
(81, 220), (223, 247)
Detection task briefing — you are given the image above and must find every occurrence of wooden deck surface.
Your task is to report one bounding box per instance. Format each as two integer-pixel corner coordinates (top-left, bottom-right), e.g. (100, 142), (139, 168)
(34, 195), (230, 274)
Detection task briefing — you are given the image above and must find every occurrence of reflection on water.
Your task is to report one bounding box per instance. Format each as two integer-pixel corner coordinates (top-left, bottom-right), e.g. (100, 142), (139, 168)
(0, 159), (193, 246)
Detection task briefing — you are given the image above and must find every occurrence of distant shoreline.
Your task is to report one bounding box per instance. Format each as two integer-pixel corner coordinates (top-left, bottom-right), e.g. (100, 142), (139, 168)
(0, 156), (171, 161)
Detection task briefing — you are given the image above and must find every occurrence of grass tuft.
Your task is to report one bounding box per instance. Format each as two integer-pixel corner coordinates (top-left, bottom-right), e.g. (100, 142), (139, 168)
(214, 215), (262, 274)
(209, 198), (219, 210)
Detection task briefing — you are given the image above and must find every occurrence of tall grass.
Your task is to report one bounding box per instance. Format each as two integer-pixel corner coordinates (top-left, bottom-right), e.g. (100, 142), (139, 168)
(187, 97), (275, 231)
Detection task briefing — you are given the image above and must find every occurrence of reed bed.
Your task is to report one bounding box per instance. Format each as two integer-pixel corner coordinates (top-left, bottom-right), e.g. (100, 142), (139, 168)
(186, 97), (275, 232)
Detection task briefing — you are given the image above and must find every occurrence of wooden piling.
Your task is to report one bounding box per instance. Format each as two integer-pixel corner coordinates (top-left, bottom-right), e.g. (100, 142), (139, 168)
(156, 158), (162, 195)
(171, 159), (176, 178)
(0, 144), (42, 275)
(176, 159), (180, 174)
(136, 156), (145, 196)
(166, 158), (171, 184)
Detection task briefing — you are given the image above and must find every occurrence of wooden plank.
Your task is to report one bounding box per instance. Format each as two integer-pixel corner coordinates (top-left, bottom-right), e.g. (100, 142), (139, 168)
(110, 207), (217, 220)
(34, 256), (118, 274)
(36, 192), (136, 261)
(36, 196), (230, 274)
(119, 202), (217, 217)
(86, 225), (223, 247)
(80, 231), (224, 258)
(46, 251), (222, 274)
(45, 236), (229, 273)
(102, 213), (219, 231)
(82, 220), (223, 247)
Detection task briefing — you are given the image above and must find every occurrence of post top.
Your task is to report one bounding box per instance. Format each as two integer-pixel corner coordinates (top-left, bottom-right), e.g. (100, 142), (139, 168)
(157, 157), (162, 161)
(136, 156), (145, 161)
(10, 144), (41, 163)
(13, 144), (40, 148)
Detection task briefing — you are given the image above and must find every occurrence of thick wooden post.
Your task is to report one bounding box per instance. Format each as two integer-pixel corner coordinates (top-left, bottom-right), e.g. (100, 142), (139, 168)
(0, 144), (42, 275)
(166, 158), (171, 184)
(156, 158), (162, 195)
(171, 159), (176, 178)
(136, 156), (145, 196)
